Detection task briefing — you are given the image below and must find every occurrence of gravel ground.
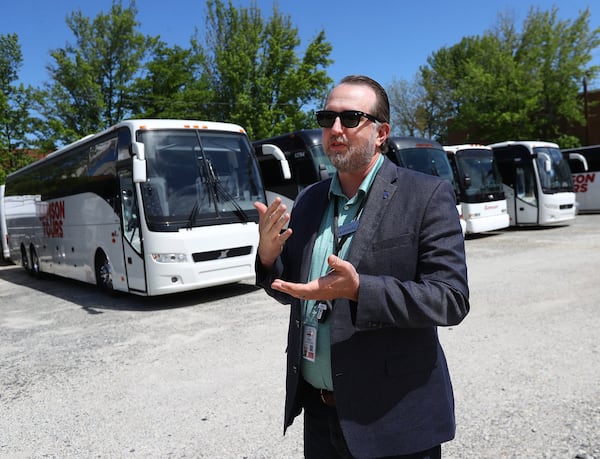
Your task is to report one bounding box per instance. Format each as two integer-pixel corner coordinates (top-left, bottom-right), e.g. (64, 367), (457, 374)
(0, 214), (599, 458)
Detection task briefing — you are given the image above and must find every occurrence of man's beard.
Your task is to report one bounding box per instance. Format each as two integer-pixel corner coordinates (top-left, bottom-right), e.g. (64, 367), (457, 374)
(325, 131), (378, 173)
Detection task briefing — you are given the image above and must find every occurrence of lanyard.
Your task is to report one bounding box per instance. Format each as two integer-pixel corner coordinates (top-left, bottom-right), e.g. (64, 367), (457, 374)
(332, 191), (369, 256)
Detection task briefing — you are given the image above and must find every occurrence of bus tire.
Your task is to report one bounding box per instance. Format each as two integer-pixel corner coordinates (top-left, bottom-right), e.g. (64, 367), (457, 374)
(29, 245), (42, 278)
(20, 245), (31, 273)
(95, 251), (114, 293)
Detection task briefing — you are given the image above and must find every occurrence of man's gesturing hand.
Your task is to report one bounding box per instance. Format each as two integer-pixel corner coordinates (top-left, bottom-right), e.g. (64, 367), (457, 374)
(271, 254), (359, 302)
(254, 197), (293, 269)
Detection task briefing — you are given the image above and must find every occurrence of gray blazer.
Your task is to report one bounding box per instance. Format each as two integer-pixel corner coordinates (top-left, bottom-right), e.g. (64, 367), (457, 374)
(256, 157), (470, 458)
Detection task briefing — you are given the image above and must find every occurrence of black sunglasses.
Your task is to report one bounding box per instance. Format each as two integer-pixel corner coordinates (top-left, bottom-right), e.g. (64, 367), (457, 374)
(316, 110), (383, 128)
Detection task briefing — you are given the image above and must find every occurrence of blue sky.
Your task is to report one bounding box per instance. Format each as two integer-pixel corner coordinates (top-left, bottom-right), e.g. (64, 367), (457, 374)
(2, 0), (599, 91)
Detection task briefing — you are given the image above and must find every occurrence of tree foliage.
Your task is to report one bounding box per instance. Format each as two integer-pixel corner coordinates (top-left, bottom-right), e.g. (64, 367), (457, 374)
(190, 0), (333, 139)
(31, 0), (333, 145)
(417, 6), (600, 145)
(112, 0), (337, 141)
(128, 42), (210, 119)
(35, 0), (151, 147)
(0, 33), (36, 183)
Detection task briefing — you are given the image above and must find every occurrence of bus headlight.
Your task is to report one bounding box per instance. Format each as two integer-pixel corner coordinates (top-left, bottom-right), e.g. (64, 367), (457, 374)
(152, 253), (188, 263)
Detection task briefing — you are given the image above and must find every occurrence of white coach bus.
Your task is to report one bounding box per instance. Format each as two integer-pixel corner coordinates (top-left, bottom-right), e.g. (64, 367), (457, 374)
(489, 141), (576, 226)
(561, 144), (600, 213)
(444, 144), (509, 234)
(2, 119), (271, 296)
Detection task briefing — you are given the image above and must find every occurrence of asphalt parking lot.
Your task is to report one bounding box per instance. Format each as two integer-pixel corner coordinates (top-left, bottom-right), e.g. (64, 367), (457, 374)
(1, 215), (599, 458)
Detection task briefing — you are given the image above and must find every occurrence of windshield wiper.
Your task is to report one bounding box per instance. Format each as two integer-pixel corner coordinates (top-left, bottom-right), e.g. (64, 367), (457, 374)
(213, 180), (249, 223)
(203, 158), (249, 223)
(185, 199), (200, 229)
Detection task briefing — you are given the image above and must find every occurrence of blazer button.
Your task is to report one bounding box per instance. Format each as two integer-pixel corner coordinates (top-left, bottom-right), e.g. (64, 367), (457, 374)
(292, 365), (298, 374)
(295, 320), (300, 329)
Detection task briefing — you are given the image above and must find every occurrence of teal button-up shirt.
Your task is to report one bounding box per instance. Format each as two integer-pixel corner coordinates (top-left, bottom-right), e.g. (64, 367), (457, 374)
(301, 154), (384, 390)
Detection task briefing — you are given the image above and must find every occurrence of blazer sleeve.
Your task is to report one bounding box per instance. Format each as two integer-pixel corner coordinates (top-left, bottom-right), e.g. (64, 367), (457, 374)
(255, 179), (331, 306)
(354, 178), (469, 329)
(255, 255), (290, 304)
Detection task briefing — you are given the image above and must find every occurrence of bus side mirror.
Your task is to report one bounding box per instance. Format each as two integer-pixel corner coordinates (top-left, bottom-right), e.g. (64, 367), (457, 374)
(133, 158), (147, 183)
(537, 152), (552, 173)
(130, 142), (147, 183)
(568, 153), (589, 172)
(260, 144), (291, 180)
(129, 142), (145, 160)
(463, 175), (472, 189)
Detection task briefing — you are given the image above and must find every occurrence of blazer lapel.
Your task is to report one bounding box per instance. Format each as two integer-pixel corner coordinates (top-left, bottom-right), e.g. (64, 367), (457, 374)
(347, 160), (398, 267)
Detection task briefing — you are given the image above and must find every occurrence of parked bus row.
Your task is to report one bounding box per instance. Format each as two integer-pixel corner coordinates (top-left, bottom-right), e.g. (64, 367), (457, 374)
(253, 131), (579, 235)
(0, 119), (288, 296)
(253, 131), (475, 232)
(2, 119), (590, 297)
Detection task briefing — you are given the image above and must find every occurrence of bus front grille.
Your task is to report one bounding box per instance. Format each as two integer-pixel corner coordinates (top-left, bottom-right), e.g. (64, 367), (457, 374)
(192, 246), (253, 262)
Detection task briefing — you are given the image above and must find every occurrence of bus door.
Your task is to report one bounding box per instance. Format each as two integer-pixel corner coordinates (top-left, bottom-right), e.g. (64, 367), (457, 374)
(118, 173), (147, 292)
(496, 150), (537, 225)
(512, 158), (539, 225)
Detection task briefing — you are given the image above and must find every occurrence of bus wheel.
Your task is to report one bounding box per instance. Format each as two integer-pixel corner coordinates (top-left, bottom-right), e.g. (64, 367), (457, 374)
(95, 251), (114, 293)
(29, 245), (42, 278)
(20, 245), (30, 273)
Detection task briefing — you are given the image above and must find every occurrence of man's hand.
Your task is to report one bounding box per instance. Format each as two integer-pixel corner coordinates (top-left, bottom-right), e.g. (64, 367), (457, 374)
(271, 254), (359, 302)
(254, 197), (293, 269)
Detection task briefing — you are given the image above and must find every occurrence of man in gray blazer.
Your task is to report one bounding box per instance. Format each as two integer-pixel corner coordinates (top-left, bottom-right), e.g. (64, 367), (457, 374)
(255, 75), (469, 459)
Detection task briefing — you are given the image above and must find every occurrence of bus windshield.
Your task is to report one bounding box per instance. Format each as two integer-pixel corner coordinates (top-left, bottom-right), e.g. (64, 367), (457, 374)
(138, 129), (264, 231)
(455, 149), (504, 200)
(533, 146), (573, 193)
(399, 148), (456, 185)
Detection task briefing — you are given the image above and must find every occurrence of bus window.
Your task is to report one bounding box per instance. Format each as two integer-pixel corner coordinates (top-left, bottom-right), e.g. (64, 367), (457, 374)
(120, 174), (141, 253)
(533, 146), (573, 193)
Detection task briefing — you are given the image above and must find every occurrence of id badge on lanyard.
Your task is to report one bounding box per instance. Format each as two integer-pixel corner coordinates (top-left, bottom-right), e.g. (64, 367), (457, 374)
(302, 301), (330, 362)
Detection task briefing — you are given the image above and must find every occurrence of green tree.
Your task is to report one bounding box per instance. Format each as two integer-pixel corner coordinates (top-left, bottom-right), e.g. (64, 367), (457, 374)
(419, 7), (599, 145)
(191, 0), (333, 139)
(36, 0), (152, 147)
(129, 42), (211, 119)
(0, 33), (36, 183)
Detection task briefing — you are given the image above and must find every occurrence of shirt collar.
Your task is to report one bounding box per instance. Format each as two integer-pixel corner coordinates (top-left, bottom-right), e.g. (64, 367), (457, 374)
(328, 153), (385, 202)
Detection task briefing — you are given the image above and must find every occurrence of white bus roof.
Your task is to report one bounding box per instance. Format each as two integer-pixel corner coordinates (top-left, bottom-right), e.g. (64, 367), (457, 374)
(14, 119), (248, 172)
(116, 119), (247, 134)
(488, 140), (559, 149)
(443, 144), (492, 153)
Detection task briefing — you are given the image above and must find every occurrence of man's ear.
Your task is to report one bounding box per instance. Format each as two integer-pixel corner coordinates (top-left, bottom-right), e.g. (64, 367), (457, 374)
(376, 122), (391, 149)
